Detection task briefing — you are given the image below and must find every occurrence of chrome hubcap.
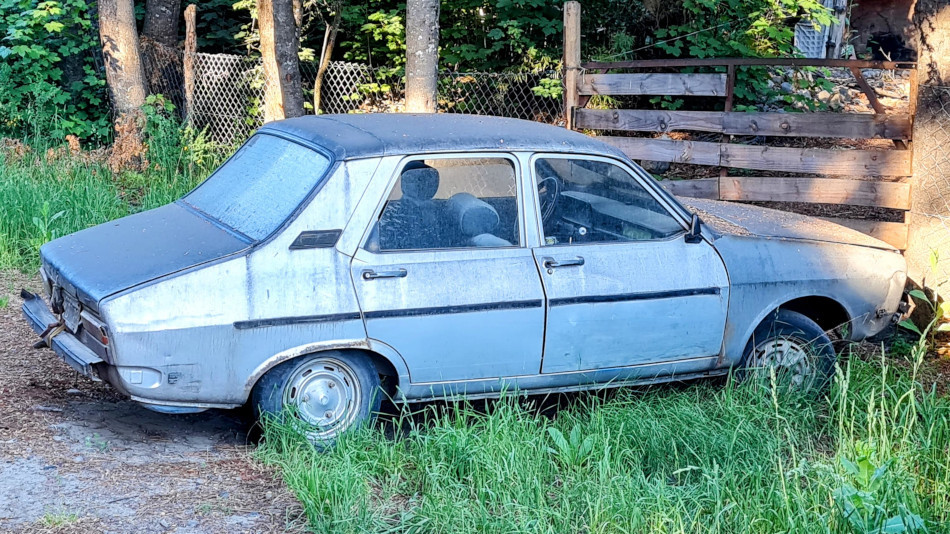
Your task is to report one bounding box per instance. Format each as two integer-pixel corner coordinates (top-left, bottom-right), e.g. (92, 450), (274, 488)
(748, 336), (815, 388)
(284, 358), (361, 440)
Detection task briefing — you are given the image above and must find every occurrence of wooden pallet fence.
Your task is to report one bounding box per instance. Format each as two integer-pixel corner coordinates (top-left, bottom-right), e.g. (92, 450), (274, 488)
(560, 33), (917, 249)
(576, 109), (913, 140)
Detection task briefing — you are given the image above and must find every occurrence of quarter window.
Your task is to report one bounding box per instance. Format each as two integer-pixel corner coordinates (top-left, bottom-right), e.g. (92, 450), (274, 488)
(371, 158), (520, 251)
(535, 158), (683, 245)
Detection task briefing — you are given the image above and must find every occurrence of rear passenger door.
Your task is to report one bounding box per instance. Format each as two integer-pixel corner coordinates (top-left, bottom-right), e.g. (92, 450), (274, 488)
(350, 154), (546, 383)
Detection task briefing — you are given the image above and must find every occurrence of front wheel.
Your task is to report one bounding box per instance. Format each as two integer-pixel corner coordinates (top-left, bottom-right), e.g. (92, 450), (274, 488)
(252, 351), (383, 446)
(739, 309), (837, 391)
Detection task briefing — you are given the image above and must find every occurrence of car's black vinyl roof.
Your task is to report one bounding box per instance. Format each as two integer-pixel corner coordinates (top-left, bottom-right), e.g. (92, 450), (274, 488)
(259, 113), (627, 161)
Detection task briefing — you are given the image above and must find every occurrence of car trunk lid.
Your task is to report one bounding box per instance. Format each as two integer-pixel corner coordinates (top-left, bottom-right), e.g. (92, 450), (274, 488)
(41, 202), (251, 312)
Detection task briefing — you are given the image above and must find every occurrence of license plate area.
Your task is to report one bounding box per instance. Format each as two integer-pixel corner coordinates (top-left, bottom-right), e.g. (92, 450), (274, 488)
(62, 292), (81, 333)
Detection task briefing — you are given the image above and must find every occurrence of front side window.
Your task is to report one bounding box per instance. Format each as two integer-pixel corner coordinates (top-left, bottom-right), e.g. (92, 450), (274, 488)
(535, 157), (683, 245)
(371, 157), (520, 251)
(183, 134), (332, 240)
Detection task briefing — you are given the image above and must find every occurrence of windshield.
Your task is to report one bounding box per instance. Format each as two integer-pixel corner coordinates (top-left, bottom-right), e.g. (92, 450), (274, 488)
(182, 134), (332, 240)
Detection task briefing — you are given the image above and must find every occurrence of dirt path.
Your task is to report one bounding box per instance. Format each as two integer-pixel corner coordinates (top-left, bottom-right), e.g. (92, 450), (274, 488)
(0, 271), (305, 533)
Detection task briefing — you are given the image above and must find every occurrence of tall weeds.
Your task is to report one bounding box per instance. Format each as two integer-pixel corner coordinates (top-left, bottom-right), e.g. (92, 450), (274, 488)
(0, 97), (222, 271)
(258, 354), (948, 533)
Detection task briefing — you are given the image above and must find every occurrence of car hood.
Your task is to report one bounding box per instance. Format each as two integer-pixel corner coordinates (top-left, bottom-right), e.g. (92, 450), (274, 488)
(680, 198), (897, 251)
(41, 202), (251, 309)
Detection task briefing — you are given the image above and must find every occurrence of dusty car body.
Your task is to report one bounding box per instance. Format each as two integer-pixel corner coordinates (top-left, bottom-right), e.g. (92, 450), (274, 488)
(23, 114), (907, 435)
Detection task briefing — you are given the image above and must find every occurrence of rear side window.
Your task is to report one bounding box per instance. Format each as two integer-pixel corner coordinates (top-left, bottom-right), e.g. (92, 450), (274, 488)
(183, 134), (331, 240)
(370, 157), (520, 251)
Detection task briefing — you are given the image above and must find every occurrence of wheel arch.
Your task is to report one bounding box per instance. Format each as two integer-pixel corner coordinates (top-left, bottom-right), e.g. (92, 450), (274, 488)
(727, 292), (854, 367)
(242, 339), (409, 404)
(748, 295), (851, 348)
(776, 296), (851, 335)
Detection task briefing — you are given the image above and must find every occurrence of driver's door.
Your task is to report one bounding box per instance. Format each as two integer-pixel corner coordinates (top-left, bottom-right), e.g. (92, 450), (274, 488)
(531, 155), (729, 374)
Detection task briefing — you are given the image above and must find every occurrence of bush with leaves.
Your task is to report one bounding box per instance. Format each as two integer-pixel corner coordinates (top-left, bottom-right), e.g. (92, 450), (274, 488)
(0, 0), (110, 141)
(650, 0), (835, 110)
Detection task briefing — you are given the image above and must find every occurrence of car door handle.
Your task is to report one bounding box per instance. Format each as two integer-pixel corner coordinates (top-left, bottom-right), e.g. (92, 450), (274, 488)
(361, 268), (408, 280)
(542, 256), (585, 269)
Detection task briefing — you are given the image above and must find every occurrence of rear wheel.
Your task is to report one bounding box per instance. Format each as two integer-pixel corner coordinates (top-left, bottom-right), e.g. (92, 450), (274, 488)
(252, 351), (383, 446)
(740, 309), (837, 391)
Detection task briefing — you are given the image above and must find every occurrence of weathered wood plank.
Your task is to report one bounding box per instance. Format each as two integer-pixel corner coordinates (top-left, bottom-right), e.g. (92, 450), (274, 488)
(818, 217), (909, 249)
(576, 109), (913, 139)
(659, 178), (719, 199)
(719, 176), (911, 209)
(578, 73), (727, 96)
(721, 112), (913, 139)
(582, 58), (915, 70)
(576, 109), (725, 133)
(720, 145), (912, 176)
(562, 2), (581, 129)
(598, 137), (722, 166)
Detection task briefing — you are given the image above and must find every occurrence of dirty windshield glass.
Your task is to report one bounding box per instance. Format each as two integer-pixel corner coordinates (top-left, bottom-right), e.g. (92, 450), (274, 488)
(182, 134), (331, 240)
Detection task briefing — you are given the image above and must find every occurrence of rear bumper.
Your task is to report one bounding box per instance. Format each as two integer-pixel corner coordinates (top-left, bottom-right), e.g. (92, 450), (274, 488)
(21, 292), (103, 382)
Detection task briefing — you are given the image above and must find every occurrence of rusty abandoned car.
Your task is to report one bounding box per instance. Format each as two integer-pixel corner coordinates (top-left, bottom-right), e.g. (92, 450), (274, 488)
(22, 114), (909, 443)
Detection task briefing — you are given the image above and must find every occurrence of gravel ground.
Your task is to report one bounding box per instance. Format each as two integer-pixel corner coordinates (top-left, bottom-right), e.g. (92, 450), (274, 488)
(0, 270), (306, 534)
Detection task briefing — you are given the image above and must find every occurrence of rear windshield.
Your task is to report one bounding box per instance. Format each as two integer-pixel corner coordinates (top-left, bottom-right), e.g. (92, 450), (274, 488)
(182, 134), (332, 240)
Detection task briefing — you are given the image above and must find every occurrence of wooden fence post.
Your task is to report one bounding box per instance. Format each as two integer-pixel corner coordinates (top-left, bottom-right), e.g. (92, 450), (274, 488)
(183, 4), (196, 127)
(563, 1), (580, 130)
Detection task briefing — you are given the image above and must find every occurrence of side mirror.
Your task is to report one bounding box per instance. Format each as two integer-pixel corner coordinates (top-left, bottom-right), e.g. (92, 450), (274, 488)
(685, 213), (703, 244)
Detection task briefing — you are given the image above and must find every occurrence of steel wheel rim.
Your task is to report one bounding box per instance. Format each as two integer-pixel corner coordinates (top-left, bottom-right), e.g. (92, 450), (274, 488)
(749, 336), (815, 388)
(283, 357), (362, 441)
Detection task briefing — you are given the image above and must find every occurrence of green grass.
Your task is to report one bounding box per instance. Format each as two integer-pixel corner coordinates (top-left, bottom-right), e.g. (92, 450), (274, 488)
(0, 148), (208, 271)
(257, 351), (949, 534)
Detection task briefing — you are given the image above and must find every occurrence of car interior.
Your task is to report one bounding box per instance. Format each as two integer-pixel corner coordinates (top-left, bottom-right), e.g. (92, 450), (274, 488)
(535, 158), (684, 245)
(369, 160), (520, 251)
(365, 157), (684, 252)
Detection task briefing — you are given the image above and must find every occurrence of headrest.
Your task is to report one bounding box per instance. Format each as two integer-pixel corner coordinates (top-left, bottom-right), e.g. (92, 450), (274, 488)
(447, 193), (499, 237)
(400, 163), (439, 200)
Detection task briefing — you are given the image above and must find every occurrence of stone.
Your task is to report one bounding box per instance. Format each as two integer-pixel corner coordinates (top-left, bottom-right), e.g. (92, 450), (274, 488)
(639, 159), (670, 175)
(817, 90), (832, 103)
(780, 81), (794, 93)
(829, 93), (843, 110)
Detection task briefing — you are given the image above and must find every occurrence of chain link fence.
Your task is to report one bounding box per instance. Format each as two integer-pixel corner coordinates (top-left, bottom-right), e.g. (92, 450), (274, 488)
(172, 53), (562, 145)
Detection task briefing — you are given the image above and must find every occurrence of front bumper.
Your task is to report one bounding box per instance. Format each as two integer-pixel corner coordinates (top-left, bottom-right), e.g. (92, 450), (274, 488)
(21, 291), (103, 381)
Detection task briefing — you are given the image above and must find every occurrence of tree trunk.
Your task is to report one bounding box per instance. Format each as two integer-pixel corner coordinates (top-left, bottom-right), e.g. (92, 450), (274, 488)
(314, 1), (342, 114)
(907, 0), (950, 298)
(99, 0), (147, 115)
(405, 0), (440, 113)
(143, 0), (181, 47)
(259, 0), (305, 122)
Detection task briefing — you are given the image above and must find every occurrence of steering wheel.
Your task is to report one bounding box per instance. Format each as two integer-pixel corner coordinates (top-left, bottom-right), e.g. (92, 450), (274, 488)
(537, 175), (560, 223)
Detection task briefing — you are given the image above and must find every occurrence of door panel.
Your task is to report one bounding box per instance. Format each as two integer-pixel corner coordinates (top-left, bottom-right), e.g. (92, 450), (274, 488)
(536, 241), (729, 373)
(530, 155), (729, 374)
(350, 154), (545, 384)
(352, 248), (545, 382)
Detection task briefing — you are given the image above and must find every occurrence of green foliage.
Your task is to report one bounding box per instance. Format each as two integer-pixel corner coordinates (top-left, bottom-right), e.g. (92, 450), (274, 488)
(650, 0), (835, 110)
(258, 349), (950, 533)
(654, 0), (833, 59)
(0, 101), (220, 271)
(546, 425), (595, 469)
(0, 0), (109, 141)
(531, 77), (562, 99)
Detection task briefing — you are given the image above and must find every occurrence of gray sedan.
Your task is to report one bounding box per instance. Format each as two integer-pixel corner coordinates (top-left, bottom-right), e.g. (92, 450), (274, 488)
(23, 114), (909, 443)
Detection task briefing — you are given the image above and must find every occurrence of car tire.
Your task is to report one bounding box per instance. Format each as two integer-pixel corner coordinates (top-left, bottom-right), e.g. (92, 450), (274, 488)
(252, 351), (383, 446)
(739, 309), (837, 391)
